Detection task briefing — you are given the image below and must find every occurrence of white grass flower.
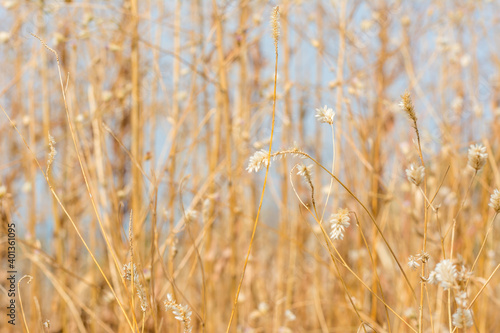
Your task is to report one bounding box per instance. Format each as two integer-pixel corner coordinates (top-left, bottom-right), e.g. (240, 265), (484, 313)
(468, 144), (487, 171)
(315, 105), (335, 125)
(247, 149), (270, 173)
(164, 293), (192, 333)
(452, 308), (473, 329)
(489, 189), (500, 213)
(329, 208), (350, 240)
(122, 262), (139, 282)
(405, 163), (425, 186)
(296, 164), (313, 177)
(122, 263), (147, 312)
(456, 264), (472, 283)
(297, 164), (313, 187)
(432, 259), (457, 290)
(427, 271), (437, 284)
(455, 291), (468, 308)
(407, 255), (420, 270)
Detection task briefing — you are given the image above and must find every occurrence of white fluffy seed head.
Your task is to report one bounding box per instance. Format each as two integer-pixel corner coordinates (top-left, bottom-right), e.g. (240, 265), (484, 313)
(468, 144), (487, 171)
(452, 308), (473, 329)
(164, 294), (192, 332)
(247, 149), (270, 173)
(315, 105), (335, 125)
(432, 259), (457, 290)
(405, 163), (425, 186)
(489, 189), (500, 213)
(329, 208), (350, 240)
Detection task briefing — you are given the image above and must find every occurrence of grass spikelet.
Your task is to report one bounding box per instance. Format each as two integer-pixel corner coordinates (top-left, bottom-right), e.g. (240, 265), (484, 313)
(46, 132), (56, 174)
(271, 6), (280, 51)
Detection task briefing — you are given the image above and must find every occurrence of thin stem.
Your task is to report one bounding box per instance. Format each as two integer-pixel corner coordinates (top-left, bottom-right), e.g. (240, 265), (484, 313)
(226, 9), (279, 331)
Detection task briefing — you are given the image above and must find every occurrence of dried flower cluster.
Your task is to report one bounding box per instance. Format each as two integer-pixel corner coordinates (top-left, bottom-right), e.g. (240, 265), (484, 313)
(315, 105), (335, 125)
(329, 208), (350, 240)
(452, 307), (473, 329)
(122, 263), (147, 312)
(467, 144), (488, 171)
(407, 251), (429, 270)
(247, 148), (306, 173)
(405, 163), (425, 186)
(428, 259), (473, 329)
(296, 164), (313, 182)
(489, 189), (500, 213)
(246, 149), (270, 173)
(164, 293), (193, 333)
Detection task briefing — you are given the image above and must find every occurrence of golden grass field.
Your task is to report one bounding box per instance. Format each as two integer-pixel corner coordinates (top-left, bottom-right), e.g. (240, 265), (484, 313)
(1, 0), (500, 332)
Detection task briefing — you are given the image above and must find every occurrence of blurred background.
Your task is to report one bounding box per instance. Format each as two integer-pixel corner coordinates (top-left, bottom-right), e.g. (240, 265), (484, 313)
(1, 0), (499, 332)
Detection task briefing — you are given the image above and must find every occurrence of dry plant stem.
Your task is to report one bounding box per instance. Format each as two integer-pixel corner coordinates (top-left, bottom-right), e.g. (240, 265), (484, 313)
(276, 3), (290, 328)
(102, 123), (153, 184)
(128, 212), (139, 331)
(27, 254), (89, 332)
(449, 263), (500, 333)
(405, 94), (428, 333)
(292, 168), (367, 333)
(289, 170), (415, 332)
(466, 263), (500, 310)
(419, 187), (437, 211)
(449, 172), (477, 259)
(353, 213), (392, 333)
(424, 284), (435, 333)
(447, 291), (452, 332)
(214, 0), (237, 319)
(468, 213), (498, 280)
(1, 106), (134, 332)
(179, 180), (207, 328)
(18, 275), (32, 333)
(226, 9), (279, 332)
(293, 150), (417, 300)
(130, 0), (142, 246)
(320, 124), (336, 221)
(27, 35), (135, 330)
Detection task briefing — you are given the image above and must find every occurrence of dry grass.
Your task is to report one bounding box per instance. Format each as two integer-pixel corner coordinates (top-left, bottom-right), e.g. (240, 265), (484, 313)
(0, 1), (500, 332)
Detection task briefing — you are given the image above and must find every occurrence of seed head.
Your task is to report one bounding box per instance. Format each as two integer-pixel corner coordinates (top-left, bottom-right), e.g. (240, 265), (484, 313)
(400, 91), (417, 124)
(296, 164), (313, 187)
(489, 189), (500, 213)
(431, 259), (457, 290)
(452, 308), (473, 329)
(315, 105), (335, 125)
(164, 293), (193, 333)
(329, 208), (350, 240)
(405, 163), (425, 186)
(247, 149), (270, 173)
(47, 133), (57, 174)
(467, 144), (487, 171)
(271, 6), (280, 50)
(407, 255), (420, 270)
